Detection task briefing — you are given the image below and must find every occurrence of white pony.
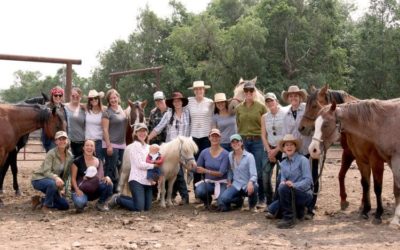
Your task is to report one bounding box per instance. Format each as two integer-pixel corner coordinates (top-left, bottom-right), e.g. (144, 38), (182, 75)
(118, 136), (198, 208)
(228, 77), (266, 114)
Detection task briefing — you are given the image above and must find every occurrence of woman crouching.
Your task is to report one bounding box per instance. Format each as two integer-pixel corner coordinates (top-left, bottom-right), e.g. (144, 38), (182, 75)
(71, 139), (113, 213)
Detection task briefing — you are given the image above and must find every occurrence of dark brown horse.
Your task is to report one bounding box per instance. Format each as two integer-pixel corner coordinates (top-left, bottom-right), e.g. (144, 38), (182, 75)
(0, 93), (49, 196)
(0, 103), (63, 207)
(125, 100), (147, 145)
(299, 85), (385, 224)
(309, 100), (400, 227)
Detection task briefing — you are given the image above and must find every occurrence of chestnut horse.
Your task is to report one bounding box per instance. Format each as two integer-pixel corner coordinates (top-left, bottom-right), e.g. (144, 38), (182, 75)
(309, 100), (400, 227)
(0, 103), (63, 207)
(0, 93), (49, 196)
(125, 100), (147, 145)
(299, 86), (385, 223)
(228, 77), (265, 114)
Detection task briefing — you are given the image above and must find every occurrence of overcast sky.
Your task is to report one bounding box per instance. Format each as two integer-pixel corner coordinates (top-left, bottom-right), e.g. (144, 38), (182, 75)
(0, 0), (369, 90)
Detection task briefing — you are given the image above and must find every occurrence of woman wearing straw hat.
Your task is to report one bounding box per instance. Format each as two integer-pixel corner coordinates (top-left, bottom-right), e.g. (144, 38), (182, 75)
(85, 89), (105, 160)
(281, 85), (318, 219)
(187, 80), (214, 200)
(270, 134), (313, 229)
(212, 93), (237, 151)
(148, 91), (191, 204)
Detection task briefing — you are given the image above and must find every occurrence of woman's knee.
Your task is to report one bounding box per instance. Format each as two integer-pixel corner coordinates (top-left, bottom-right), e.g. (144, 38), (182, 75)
(73, 194), (88, 208)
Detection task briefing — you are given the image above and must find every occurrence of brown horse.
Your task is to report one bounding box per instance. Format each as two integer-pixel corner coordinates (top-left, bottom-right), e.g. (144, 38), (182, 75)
(0, 103), (63, 206)
(309, 100), (400, 227)
(125, 100), (147, 145)
(299, 86), (385, 223)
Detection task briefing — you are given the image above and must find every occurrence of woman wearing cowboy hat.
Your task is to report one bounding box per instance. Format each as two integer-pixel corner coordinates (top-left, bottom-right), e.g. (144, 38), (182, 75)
(147, 91), (191, 204)
(212, 93), (237, 151)
(271, 134), (313, 229)
(281, 85), (319, 219)
(187, 80), (214, 199)
(85, 89), (105, 160)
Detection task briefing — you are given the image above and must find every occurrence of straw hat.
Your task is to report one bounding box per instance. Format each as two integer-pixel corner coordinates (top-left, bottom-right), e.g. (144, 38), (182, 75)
(87, 89), (104, 98)
(278, 134), (301, 151)
(188, 80), (210, 89)
(166, 92), (189, 108)
(214, 93), (227, 103)
(281, 85), (307, 103)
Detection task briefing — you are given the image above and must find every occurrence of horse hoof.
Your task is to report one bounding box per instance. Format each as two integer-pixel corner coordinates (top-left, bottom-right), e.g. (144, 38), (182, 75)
(15, 190), (22, 196)
(359, 213), (369, 220)
(372, 218), (382, 225)
(340, 201), (349, 210)
(160, 202), (166, 208)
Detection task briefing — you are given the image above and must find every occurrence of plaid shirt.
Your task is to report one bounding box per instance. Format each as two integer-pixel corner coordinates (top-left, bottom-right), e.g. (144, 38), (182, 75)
(153, 107), (191, 142)
(148, 107), (167, 144)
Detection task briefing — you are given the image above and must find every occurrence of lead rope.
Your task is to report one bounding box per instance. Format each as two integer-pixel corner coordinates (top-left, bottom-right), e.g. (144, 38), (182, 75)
(310, 145), (327, 196)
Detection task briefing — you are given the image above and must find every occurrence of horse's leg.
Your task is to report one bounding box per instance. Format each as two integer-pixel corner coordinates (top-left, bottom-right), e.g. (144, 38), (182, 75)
(371, 158), (384, 224)
(0, 155), (12, 194)
(9, 150), (21, 196)
(390, 157), (400, 227)
(338, 147), (355, 210)
(167, 176), (177, 207)
(357, 160), (371, 219)
(160, 177), (167, 208)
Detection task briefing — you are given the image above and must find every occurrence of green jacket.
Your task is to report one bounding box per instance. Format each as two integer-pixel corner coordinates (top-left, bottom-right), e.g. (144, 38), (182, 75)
(31, 148), (73, 191)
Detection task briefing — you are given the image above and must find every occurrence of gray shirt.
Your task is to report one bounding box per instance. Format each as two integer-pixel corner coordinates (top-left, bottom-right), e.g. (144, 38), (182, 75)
(65, 105), (86, 142)
(212, 114), (237, 144)
(102, 106), (127, 145)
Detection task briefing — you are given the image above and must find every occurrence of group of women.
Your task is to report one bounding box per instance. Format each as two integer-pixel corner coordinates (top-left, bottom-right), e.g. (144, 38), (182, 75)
(29, 81), (316, 229)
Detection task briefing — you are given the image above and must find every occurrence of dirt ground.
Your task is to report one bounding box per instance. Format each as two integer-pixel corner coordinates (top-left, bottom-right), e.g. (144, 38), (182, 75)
(0, 147), (399, 250)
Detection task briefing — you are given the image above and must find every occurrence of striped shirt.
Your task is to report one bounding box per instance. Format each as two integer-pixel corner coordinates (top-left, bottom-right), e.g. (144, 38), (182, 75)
(153, 107), (191, 142)
(188, 97), (214, 138)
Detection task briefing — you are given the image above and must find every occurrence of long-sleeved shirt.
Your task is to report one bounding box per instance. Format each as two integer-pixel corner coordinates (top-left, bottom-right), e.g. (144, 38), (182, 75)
(279, 152), (313, 194)
(128, 141), (154, 186)
(228, 150), (258, 191)
(153, 107), (191, 142)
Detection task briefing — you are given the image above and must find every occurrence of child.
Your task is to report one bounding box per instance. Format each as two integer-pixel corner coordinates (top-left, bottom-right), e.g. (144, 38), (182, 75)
(146, 144), (164, 185)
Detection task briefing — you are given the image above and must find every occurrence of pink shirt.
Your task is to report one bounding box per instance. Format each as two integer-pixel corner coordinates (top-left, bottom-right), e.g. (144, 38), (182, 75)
(128, 141), (154, 185)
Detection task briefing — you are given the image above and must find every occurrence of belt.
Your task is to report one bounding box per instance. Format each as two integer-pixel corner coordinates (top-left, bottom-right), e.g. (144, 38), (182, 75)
(242, 135), (261, 141)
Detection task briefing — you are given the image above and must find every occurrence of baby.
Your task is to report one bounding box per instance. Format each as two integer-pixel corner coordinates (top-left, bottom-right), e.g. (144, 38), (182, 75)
(146, 144), (164, 185)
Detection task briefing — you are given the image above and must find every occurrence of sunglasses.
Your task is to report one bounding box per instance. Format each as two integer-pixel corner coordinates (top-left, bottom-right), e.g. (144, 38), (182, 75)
(272, 125), (276, 136)
(243, 88), (254, 93)
(53, 94), (63, 98)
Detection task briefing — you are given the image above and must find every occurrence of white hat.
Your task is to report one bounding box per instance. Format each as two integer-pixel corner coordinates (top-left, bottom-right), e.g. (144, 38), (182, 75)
(85, 166), (98, 178)
(281, 85), (307, 103)
(87, 89), (105, 98)
(214, 93), (227, 103)
(265, 92), (277, 101)
(54, 131), (68, 140)
(188, 80), (210, 89)
(153, 91), (165, 101)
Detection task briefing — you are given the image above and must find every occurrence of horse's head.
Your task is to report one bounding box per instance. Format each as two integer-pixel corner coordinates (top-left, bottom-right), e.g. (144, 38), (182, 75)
(24, 93), (50, 105)
(228, 77), (259, 114)
(42, 106), (65, 139)
(127, 99), (148, 129)
(308, 101), (341, 159)
(299, 84), (330, 136)
(178, 136), (199, 170)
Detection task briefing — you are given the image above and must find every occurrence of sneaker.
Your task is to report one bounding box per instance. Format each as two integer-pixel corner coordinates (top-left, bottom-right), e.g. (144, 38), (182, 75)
(304, 213), (314, 220)
(265, 212), (275, 219)
(31, 195), (42, 210)
(256, 202), (267, 209)
(250, 207), (258, 213)
(277, 219), (295, 229)
(193, 198), (202, 204)
(107, 194), (120, 209)
(96, 202), (110, 212)
(179, 197), (189, 206)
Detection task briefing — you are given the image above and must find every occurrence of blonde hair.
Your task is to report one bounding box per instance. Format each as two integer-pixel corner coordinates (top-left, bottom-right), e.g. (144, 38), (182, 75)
(105, 89), (120, 106)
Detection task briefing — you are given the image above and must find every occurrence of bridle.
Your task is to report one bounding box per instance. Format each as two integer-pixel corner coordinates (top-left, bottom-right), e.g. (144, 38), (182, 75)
(128, 101), (144, 129)
(178, 140), (195, 167)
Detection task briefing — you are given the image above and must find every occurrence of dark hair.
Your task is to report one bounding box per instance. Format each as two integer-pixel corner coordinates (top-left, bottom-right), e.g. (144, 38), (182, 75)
(133, 129), (149, 143)
(87, 96), (103, 113)
(214, 101), (229, 114)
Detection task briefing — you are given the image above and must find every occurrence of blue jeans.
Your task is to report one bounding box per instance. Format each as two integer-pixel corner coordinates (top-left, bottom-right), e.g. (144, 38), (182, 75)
(117, 180), (153, 211)
(278, 184), (313, 220)
(31, 178), (69, 210)
(195, 182), (227, 206)
(262, 151), (282, 205)
(218, 185), (258, 211)
(103, 148), (124, 193)
(170, 165), (189, 201)
(243, 138), (267, 202)
(72, 182), (113, 209)
(94, 140), (103, 162)
(192, 137), (211, 194)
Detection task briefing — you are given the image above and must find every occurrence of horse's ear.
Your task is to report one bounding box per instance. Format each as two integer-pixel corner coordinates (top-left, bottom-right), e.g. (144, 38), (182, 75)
(330, 100), (337, 111)
(250, 76), (257, 84)
(321, 84), (329, 94)
(309, 85), (317, 93)
(127, 99), (133, 106)
(42, 92), (49, 102)
(239, 78), (244, 84)
(141, 100), (148, 109)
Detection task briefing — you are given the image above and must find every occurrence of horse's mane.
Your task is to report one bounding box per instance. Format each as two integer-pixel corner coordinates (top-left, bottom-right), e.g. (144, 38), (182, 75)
(308, 88), (350, 106)
(14, 104), (52, 124)
(339, 99), (386, 125)
(161, 136), (198, 157)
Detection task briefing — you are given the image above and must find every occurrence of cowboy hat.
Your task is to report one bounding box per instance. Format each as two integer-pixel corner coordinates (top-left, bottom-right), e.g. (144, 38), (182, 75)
(278, 134), (301, 151)
(281, 85), (307, 103)
(188, 80), (210, 89)
(214, 93), (227, 103)
(87, 89), (105, 98)
(166, 91), (189, 108)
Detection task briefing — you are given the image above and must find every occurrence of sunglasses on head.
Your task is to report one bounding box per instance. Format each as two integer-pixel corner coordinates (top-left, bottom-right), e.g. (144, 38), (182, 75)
(53, 94), (63, 98)
(243, 88), (254, 93)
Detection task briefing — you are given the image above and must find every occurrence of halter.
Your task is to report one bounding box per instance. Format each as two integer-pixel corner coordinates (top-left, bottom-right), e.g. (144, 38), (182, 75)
(128, 101), (144, 129)
(178, 140), (195, 167)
